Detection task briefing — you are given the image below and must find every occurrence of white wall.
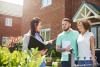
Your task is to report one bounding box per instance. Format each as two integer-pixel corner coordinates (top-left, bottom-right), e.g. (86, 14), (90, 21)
(0, 1), (23, 17)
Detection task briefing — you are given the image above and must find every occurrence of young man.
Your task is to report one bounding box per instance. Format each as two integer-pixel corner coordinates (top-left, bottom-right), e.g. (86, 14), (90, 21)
(56, 18), (79, 67)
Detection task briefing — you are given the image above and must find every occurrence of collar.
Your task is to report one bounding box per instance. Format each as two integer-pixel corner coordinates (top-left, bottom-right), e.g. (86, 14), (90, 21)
(63, 28), (73, 33)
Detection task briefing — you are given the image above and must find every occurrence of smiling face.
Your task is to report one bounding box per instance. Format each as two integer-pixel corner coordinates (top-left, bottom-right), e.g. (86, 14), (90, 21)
(77, 20), (91, 33)
(77, 22), (86, 33)
(36, 21), (42, 32)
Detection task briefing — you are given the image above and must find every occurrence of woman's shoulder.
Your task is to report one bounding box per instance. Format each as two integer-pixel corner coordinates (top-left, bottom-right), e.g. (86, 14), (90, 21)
(71, 29), (79, 36)
(24, 31), (31, 36)
(88, 31), (94, 37)
(23, 32), (31, 40)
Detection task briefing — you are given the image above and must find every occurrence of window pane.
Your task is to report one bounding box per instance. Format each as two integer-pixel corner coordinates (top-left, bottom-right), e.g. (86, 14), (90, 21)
(91, 27), (97, 48)
(5, 18), (12, 27)
(41, 31), (45, 40)
(42, 0), (48, 7)
(46, 31), (50, 41)
(98, 27), (100, 48)
(40, 28), (51, 41)
(48, 0), (52, 6)
(2, 37), (10, 46)
(42, 0), (52, 7)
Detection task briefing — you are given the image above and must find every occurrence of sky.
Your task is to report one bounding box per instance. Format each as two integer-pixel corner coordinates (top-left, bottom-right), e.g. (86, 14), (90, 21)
(0, 0), (23, 6)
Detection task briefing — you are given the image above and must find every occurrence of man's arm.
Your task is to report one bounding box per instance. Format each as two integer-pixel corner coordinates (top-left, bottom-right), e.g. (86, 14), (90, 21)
(56, 45), (71, 52)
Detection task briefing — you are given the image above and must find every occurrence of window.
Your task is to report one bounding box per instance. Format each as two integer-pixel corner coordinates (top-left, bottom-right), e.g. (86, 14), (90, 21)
(42, 0), (52, 7)
(91, 27), (97, 48)
(40, 28), (51, 42)
(2, 37), (10, 46)
(91, 24), (100, 49)
(5, 18), (12, 27)
(98, 27), (100, 48)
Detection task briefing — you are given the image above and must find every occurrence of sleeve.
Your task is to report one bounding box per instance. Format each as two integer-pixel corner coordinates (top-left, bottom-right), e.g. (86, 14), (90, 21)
(76, 31), (79, 58)
(90, 32), (94, 37)
(22, 35), (30, 51)
(56, 35), (62, 46)
(73, 30), (79, 39)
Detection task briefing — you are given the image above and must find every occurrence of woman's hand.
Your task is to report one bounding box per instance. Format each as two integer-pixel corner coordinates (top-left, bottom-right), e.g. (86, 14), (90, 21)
(45, 40), (54, 44)
(40, 49), (47, 55)
(92, 55), (97, 66)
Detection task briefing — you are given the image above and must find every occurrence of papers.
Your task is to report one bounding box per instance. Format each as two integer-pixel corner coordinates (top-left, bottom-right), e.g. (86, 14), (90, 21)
(62, 40), (71, 55)
(62, 40), (71, 48)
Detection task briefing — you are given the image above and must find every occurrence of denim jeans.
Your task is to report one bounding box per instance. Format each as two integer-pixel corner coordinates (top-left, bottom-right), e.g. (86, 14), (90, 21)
(78, 60), (93, 67)
(61, 61), (70, 67)
(40, 60), (46, 67)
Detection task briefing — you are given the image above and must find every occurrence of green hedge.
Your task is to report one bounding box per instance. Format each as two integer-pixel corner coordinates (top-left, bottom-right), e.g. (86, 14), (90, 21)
(0, 47), (43, 67)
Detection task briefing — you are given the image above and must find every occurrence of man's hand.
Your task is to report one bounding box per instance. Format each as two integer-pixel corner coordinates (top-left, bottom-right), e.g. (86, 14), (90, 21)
(56, 45), (72, 52)
(64, 45), (72, 52)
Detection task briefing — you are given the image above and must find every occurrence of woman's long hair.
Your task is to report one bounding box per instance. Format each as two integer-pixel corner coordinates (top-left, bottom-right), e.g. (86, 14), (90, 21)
(30, 17), (41, 36)
(28, 17), (42, 50)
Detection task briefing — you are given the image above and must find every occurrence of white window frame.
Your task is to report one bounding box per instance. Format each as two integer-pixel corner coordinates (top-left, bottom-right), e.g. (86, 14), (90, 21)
(91, 23), (100, 49)
(73, 3), (100, 22)
(40, 28), (51, 42)
(2, 36), (10, 45)
(5, 18), (12, 27)
(41, 0), (52, 8)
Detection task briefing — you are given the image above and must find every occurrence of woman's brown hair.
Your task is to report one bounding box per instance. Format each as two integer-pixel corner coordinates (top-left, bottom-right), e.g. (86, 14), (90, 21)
(78, 19), (91, 30)
(30, 17), (41, 36)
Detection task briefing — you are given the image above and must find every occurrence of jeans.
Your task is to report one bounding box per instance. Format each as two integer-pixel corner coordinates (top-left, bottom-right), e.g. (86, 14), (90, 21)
(78, 60), (93, 67)
(40, 60), (46, 67)
(61, 61), (70, 67)
(61, 61), (80, 67)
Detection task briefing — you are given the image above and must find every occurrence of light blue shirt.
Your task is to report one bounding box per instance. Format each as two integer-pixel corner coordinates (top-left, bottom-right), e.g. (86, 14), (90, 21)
(56, 29), (79, 61)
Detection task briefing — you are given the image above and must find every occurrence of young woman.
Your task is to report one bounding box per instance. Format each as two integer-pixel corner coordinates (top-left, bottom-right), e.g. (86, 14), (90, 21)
(77, 19), (96, 67)
(22, 17), (53, 67)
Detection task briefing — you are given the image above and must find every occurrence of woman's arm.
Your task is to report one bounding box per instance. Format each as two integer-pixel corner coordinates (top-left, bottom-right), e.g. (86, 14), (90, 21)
(90, 36), (95, 56)
(22, 35), (30, 51)
(44, 40), (54, 45)
(90, 35), (96, 66)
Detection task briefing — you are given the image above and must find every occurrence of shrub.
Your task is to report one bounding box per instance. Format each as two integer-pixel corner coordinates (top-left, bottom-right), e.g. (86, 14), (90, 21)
(0, 47), (43, 67)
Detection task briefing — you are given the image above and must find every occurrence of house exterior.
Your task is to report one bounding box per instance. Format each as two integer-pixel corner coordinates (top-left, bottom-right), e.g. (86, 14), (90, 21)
(22, 0), (65, 39)
(72, 1), (100, 64)
(0, 1), (23, 45)
(23, 0), (100, 44)
(23, 0), (100, 64)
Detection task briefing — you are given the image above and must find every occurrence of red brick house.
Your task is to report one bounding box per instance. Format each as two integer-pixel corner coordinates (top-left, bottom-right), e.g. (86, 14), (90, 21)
(0, 0), (99, 64)
(23, 0), (100, 63)
(23, 0), (100, 44)
(0, 1), (23, 45)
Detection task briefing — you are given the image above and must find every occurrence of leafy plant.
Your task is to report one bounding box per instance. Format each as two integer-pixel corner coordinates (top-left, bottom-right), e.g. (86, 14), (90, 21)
(46, 39), (61, 62)
(0, 47), (43, 67)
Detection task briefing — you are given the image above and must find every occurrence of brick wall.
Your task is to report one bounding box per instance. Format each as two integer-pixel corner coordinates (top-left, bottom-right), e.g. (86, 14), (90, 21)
(0, 14), (22, 44)
(22, 0), (66, 39)
(22, 0), (100, 39)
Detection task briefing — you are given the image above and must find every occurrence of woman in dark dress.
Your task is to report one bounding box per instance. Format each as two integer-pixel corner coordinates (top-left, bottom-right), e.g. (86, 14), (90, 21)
(22, 17), (53, 67)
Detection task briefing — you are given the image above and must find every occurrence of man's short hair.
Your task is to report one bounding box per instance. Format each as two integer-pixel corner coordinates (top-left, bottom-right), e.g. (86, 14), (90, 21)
(62, 18), (72, 24)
